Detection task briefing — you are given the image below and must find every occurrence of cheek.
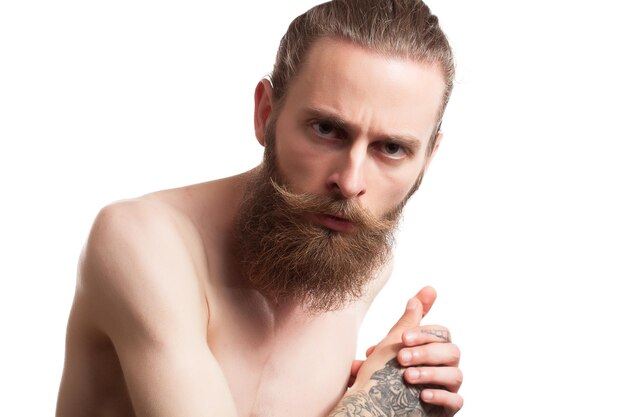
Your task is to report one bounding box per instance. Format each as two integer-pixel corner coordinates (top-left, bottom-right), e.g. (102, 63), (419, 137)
(275, 126), (329, 193)
(370, 164), (421, 210)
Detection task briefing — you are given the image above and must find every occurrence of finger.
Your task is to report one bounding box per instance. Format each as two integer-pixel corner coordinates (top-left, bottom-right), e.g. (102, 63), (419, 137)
(403, 325), (451, 347)
(348, 359), (364, 388)
(397, 343), (461, 367)
(387, 296), (424, 338)
(416, 286), (437, 317)
(403, 366), (463, 393)
(420, 388), (464, 414)
(365, 345), (376, 357)
(350, 359), (364, 377)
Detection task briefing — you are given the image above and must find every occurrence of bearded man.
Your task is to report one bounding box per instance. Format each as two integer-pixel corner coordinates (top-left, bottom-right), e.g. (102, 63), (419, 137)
(56, 1), (464, 416)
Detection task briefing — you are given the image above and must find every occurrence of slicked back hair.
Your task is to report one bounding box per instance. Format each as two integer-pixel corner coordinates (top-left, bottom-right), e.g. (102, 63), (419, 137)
(270, 0), (454, 156)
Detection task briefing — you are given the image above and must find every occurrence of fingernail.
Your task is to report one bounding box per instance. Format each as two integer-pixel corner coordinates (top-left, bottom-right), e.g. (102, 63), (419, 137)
(422, 390), (434, 401)
(406, 297), (418, 310)
(400, 350), (412, 364)
(406, 368), (420, 381)
(404, 332), (417, 344)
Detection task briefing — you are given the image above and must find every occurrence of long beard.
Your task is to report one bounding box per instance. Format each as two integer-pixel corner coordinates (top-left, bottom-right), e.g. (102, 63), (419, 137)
(234, 131), (405, 312)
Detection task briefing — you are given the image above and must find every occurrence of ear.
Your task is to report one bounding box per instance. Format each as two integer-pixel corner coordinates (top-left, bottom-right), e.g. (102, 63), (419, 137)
(422, 132), (443, 175)
(253, 78), (274, 147)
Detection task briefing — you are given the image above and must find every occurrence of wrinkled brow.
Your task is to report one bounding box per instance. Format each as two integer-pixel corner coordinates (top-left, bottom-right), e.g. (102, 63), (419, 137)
(302, 106), (424, 152)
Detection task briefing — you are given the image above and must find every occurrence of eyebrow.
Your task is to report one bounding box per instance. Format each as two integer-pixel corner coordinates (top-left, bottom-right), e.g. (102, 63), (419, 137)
(302, 106), (423, 152)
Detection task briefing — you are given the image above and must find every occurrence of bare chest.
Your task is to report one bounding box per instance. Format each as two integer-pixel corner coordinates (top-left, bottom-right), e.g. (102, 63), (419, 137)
(207, 303), (361, 417)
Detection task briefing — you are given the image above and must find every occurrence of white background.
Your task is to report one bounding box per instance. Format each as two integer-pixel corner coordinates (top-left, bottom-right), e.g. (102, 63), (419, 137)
(1, 1), (625, 415)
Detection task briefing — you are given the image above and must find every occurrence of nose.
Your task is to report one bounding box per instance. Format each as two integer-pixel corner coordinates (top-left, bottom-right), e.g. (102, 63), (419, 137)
(326, 145), (367, 199)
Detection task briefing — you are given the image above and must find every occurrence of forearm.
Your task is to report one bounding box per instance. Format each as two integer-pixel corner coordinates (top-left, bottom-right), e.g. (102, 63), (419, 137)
(329, 359), (440, 417)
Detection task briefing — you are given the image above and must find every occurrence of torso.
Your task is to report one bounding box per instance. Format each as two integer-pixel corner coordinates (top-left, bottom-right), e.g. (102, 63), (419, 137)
(61, 285), (361, 417)
(57, 173), (382, 417)
(207, 286), (360, 417)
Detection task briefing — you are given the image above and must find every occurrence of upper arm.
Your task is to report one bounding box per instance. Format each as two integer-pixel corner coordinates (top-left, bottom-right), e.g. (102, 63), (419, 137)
(78, 200), (238, 417)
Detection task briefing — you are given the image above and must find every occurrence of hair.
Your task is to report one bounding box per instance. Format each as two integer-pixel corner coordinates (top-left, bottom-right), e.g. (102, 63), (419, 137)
(270, 0), (455, 156)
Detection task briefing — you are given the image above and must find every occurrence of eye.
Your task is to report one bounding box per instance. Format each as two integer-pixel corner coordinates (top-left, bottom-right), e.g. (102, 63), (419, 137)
(311, 121), (342, 140)
(379, 142), (408, 159)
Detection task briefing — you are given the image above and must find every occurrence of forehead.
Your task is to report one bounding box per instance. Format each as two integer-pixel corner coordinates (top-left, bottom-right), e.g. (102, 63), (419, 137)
(281, 38), (446, 144)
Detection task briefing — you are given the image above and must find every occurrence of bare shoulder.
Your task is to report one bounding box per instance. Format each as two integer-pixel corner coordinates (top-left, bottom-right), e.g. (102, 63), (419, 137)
(78, 197), (210, 342)
(59, 193), (241, 416)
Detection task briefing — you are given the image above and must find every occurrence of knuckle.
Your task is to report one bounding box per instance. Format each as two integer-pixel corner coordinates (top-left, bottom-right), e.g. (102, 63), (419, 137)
(453, 394), (464, 411)
(454, 368), (464, 388)
(417, 346), (431, 362)
(421, 325), (452, 342)
(449, 343), (461, 362)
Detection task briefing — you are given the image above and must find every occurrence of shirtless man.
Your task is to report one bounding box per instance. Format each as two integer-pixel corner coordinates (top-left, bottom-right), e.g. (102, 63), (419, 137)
(56, 1), (463, 416)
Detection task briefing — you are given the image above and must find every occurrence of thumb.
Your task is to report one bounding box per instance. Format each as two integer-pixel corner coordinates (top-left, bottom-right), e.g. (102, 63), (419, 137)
(417, 286), (437, 317)
(387, 296), (424, 338)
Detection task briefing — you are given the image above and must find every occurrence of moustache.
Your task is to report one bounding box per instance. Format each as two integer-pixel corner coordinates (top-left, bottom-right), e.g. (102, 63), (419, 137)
(269, 178), (399, 234)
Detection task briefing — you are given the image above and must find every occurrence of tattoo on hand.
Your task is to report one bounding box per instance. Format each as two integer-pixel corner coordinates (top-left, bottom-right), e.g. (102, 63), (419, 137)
(331, 359), (441, 417)
(420, 329), (451, 343)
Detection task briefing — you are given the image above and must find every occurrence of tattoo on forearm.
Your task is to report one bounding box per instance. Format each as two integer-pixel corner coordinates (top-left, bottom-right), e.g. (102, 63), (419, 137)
(420, 329), (451, 343)
(331, 359), (441, 417)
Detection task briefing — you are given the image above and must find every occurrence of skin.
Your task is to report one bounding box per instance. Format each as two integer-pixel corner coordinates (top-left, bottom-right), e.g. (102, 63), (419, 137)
(350, 287), (463, 413)
(56, 38), (462, 417)
(264, 39), (444, 215)
(334, 296), (442, 417)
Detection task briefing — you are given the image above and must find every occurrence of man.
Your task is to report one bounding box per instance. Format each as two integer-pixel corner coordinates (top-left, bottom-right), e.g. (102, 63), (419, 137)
(56, 1), (463, 416)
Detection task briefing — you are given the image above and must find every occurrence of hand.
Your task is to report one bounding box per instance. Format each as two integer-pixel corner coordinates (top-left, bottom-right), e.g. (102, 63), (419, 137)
(398, 287), (463, 415)
(336, 295), (438, 416)
(348, 288), (463, 416)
